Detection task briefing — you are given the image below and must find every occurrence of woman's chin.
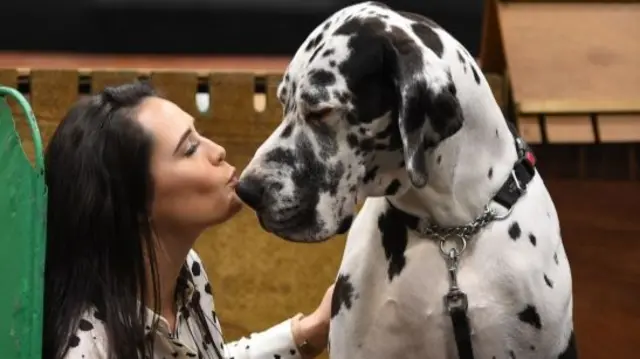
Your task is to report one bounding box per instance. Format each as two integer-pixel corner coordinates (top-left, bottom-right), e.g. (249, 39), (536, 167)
(224, 193), (244, 218)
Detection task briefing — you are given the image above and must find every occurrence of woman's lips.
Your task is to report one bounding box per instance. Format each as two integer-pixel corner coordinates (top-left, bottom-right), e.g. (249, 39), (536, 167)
(227, 168), (239, 187)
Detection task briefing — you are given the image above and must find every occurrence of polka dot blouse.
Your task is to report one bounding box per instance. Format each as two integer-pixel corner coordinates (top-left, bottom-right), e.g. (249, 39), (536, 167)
(62, 250), (303, 359)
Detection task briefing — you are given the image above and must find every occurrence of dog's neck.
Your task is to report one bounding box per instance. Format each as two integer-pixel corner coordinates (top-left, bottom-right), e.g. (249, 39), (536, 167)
(386, 96), (519, 227)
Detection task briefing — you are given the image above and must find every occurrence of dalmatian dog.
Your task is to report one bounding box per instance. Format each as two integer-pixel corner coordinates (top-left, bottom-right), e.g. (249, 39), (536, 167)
(236, 2), (578, 359)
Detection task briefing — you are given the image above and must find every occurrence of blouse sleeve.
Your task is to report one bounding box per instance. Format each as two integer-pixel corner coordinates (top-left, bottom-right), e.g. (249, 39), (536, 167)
(187, 249), (302, 359)
(61, 315), (109, 359)
(224, 319), (302, 359)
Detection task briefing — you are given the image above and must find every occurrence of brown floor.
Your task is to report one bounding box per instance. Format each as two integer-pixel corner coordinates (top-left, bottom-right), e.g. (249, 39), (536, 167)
(1, 53), (638, 358)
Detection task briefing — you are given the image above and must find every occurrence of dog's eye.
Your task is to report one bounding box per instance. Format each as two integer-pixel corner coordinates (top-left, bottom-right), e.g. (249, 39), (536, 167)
(306, 108), (332, 121)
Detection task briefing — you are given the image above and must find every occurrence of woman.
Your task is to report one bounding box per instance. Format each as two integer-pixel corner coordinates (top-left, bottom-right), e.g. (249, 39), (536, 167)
(43, 81), (334, 359)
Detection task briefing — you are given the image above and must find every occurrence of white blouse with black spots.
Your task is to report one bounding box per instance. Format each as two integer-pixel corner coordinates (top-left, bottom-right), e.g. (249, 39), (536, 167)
(63, 250), (303, 359)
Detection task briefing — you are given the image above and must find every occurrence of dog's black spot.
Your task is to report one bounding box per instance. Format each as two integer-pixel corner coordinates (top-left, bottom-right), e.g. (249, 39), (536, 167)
(331, 274), (355, 318)
(300, 88), (330, 107)
(509, 351), (516, 359)
(374, 120), (403, 152)
(457, 50), (466, 65)
(518, 305), (542, 330)
(308, 69), (336, 87)
(385, 179), (402, 195)
(554, 252), (559, 265)
(347, 134), (359, 148)
(322, 48), (335, 57)
(471, 63), (481, 84)
(358, 127), (367, 135)
(323, 21), (331, 31)
(558, 331), (577, 359)
(544, 274), (554, 288)
(360, 138), (375, 152)
(496, 129), (500, 138)
(335, 18), (399, 124)
(281, 123), (294, 139)
(78, 319), (93, 331)
(333, 90), (350, 104)
(378, 206), (408, 281)
(529, 233), (537, 246)
(508, 222), (521, 240)
(488, 167), (493, 179)
(305, 32), (324, 52)
(329, 60), (337, 67)
(300, 91), (319, 107)
(337, 215), (354, 234)
(265, 147), (296, 167)
(191, 261), (201, 276)
(411, 22), (443, 58)
(436, 155), (442, 164)
(363, 165), (379, 184)
(530, 345), (536, 351)
(309, 43), (325, 64)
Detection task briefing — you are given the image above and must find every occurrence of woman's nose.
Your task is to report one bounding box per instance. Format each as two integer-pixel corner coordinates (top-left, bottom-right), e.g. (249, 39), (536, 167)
(209, 142), (226, 164)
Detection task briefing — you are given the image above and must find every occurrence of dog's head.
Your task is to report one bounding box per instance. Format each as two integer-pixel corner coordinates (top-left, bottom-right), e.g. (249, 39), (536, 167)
(237, 2), (464, 242)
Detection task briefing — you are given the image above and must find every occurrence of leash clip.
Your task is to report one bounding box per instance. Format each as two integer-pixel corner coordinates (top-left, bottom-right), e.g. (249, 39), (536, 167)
(443, 247), (469, 313)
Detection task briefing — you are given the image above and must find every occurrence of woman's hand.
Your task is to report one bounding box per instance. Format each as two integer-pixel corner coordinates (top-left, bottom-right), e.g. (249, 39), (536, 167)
(292, 283), (335, 358)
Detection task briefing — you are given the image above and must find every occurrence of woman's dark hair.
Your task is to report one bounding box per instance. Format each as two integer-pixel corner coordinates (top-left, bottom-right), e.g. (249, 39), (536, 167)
(43, 82), (163, 359)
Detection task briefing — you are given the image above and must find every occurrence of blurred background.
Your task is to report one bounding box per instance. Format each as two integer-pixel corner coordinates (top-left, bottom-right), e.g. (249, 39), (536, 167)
(0, 0), (483, 55)
(0, 1), (638, 359)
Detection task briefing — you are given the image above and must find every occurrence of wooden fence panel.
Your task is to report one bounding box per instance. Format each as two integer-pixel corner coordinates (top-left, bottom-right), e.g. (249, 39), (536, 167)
(208, 73), (256, 142)
(30, 70), (78, 148)
(544, 115), (595, 144)
(257, 73), (283, 130)
(150, 71), (200, 117)
(0, 69), (18, 89)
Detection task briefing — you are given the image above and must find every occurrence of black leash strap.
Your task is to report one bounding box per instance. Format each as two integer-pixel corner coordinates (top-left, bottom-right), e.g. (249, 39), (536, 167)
(444, 246), (475, 359)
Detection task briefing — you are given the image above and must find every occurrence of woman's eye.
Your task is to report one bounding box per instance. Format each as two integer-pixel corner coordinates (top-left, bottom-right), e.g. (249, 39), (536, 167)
(184, 139), (200, 157)
(307, 108), (332, 121)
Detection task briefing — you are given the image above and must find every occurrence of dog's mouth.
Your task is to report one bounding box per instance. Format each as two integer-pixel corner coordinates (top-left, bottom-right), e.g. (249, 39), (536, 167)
(256, 208), (333, 243)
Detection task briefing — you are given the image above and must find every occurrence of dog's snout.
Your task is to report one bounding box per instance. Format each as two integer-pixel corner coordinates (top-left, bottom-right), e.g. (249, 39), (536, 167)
(235, 177), (265, 210)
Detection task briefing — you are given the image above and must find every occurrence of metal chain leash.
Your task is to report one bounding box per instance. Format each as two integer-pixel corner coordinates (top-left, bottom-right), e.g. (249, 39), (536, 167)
(411, 205), (511, 315)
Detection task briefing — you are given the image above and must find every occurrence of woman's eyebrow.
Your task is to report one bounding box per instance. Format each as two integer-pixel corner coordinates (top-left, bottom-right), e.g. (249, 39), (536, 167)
(173, 128), (193, 155)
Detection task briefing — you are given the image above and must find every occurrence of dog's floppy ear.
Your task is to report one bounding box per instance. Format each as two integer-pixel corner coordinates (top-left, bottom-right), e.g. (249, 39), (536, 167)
(385, 40), (464, 188)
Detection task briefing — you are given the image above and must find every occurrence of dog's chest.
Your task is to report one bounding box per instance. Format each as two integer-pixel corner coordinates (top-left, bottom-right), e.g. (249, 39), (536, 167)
(330, 194), (569, 359)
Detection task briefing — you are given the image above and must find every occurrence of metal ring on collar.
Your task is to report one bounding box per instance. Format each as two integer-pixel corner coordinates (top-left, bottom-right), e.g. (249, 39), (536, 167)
(439, 235), (467, 257)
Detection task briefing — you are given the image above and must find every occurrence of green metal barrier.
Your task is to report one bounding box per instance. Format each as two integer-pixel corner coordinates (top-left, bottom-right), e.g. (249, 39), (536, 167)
(0, 86), (47, 359)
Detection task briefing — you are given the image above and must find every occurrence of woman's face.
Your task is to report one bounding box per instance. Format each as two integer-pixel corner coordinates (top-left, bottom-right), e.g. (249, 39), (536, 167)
(136, 97), (242, 234)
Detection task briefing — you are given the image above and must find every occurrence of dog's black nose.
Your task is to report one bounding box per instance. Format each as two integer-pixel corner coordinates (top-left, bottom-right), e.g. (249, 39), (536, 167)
(235, 177), (265, 210)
